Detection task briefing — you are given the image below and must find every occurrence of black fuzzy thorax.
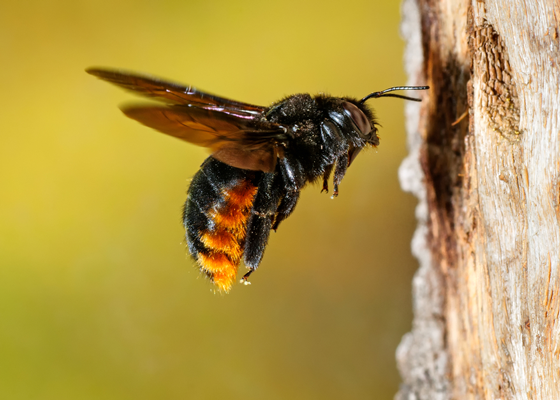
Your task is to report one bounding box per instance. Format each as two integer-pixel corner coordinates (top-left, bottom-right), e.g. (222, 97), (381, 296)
(264, 93), (378, 184)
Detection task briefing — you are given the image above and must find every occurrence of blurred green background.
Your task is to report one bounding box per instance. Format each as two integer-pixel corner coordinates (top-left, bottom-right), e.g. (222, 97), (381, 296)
(0, 1), (418, 399)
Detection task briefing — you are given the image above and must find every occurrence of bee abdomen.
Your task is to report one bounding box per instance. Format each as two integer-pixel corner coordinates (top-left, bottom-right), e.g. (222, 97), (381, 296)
(184, 158), (258, 292)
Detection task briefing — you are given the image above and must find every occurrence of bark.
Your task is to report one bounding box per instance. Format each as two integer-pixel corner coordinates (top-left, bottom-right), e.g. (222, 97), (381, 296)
(396, 0), (560, 399)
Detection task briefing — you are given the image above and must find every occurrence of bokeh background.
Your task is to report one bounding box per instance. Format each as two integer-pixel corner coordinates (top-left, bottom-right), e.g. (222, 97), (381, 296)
(0, 1), (419, 399)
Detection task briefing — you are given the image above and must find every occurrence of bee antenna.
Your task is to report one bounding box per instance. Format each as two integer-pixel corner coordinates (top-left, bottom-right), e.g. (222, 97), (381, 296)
(360, 86), (429, 104)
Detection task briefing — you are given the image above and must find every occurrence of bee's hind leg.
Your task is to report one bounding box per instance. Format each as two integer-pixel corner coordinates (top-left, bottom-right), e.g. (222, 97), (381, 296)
(242, 173), (283, 284)
(241, 269), (254, 285)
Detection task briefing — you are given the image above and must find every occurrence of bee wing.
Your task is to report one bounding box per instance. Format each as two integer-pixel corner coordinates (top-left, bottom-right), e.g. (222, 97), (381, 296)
(86, 68), (265, 116)
(121, 104), (287, 172)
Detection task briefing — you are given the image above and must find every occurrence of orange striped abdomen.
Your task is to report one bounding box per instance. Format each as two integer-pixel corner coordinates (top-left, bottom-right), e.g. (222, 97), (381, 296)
(184, 159), (258, 292)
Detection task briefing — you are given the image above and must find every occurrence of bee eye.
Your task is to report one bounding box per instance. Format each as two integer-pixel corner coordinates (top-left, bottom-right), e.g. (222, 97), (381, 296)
(342, 101), (372, 137)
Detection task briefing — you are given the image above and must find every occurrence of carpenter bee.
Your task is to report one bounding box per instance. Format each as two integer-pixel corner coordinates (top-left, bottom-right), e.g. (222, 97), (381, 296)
(87, 68), (428, 292)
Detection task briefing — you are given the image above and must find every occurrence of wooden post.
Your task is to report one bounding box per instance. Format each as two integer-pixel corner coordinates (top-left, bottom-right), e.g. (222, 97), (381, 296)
(397, 0), (560, 398)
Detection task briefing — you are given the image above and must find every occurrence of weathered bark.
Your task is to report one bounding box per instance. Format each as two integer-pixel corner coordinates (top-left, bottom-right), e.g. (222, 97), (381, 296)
(397, 0), (560, 399)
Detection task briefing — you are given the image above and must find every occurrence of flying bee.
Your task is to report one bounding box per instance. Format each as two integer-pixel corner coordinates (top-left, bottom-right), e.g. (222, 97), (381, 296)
(87, 68), (428, 292)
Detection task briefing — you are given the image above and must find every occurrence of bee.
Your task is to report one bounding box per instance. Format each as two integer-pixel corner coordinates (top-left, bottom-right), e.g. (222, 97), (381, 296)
(87, 68), (428, 292)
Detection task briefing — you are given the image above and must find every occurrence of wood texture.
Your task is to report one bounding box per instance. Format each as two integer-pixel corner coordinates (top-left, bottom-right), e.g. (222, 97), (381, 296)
(397, 0), (560, 398)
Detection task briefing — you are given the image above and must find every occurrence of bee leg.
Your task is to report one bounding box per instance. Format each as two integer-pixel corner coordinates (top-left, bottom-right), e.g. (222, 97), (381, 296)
(272, 190), (300, 231)
(240, 269), (254, 285)
(321, 163), (334, 193)
(272, 154), (304, 229)
(332, 153), (349, 198)
(242, 173), (283, 283)
(278, 156), (304, 192)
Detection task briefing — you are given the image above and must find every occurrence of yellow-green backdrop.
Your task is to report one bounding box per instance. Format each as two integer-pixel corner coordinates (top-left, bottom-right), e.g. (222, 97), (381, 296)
(0, 1), (418, 399)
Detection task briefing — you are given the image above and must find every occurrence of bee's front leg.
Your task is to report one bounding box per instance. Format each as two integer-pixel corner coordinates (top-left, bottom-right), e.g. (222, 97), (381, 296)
(332, 153), (349, 198)
(321, 163), (334, 193)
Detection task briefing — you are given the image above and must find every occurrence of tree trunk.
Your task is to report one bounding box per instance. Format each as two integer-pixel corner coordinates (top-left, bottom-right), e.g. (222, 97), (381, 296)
(396, 0), (560, 398)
